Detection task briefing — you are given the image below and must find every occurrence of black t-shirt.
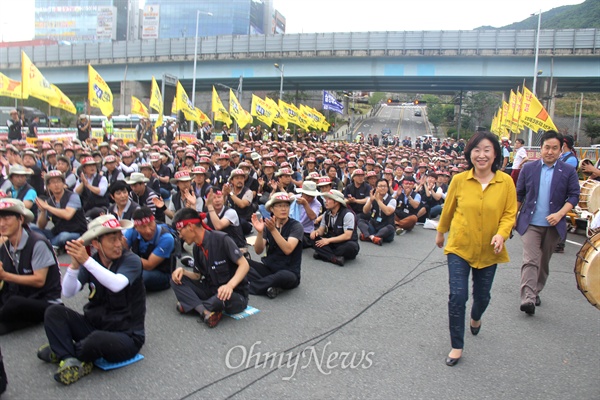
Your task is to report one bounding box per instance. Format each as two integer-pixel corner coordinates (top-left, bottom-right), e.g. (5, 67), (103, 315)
(344, 182), (372, 215)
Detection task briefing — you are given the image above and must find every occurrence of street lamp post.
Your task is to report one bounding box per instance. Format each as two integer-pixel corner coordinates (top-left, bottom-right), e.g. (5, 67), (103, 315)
(190, 10), (213, 133)
(528, 9), (542, 146)
(274, 63), (284, 100)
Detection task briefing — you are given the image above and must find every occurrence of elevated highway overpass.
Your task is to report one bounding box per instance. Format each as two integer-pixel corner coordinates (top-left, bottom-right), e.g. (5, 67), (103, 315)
(1, 29), (598, 98)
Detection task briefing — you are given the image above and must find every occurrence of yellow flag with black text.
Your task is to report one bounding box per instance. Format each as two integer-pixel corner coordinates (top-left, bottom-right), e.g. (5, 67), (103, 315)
(149, 77), (163, 128)
(266, 97), (288, 129)
(251, 95), (275, 126)
(176, 82), (199, 123)
(520, 86), (558, 133)
(88, 64), (114, 116)
(229, 89), (253, 129)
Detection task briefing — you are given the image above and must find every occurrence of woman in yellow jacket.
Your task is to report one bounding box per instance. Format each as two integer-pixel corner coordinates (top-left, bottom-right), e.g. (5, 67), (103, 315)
(436, 131), (517, 366)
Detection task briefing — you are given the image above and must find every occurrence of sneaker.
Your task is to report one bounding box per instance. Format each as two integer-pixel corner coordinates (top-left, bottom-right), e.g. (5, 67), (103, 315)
(176, 301), (185, 314)
(180, 255), (195, 269)
(360, 233), (370, 242)
(554, 246), (564, 253)
(395, 228), (404, 236)
(53, 357), (93, 385)
(331, 256), (345, 266)
(313, 252), (323, 260)
(37, 344), (59, 364)
(267, 287), (283, 299)
(203, 311), (223, 328)
(372, 236), (383, 246)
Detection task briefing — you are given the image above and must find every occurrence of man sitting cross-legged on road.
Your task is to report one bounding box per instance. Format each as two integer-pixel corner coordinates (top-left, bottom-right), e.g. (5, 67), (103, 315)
(38, 215), (145, 386)
(170, 208), (249, 328)
(248, 193), (303, 299)
(311, 190), (360, 267)
(0, 199), (61, 335)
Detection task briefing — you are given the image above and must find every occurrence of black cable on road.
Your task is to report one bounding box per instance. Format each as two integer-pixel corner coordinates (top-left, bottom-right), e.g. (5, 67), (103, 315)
(178, 245), (446, 400)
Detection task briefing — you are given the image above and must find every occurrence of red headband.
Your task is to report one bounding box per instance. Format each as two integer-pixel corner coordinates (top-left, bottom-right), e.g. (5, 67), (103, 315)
(133, 215), (155, 227)
(175, 213), (212, 231)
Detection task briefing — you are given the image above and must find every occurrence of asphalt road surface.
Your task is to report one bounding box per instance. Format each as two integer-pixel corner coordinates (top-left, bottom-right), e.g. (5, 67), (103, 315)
(2, 226), (598, 399)
(357, 104), (429, 144)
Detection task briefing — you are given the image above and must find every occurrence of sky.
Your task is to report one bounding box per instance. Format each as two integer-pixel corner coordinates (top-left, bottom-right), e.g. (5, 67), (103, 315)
(274, 0), (585, 33)
(0, 0), (585, 42)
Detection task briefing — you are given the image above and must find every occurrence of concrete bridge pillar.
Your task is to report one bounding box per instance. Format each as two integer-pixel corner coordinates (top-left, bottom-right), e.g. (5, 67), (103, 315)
(115, 81), (151, 116)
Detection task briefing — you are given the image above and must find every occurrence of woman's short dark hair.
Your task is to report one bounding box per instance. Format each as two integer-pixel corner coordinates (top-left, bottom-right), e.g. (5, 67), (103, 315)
(463, 132), (503, 172)
(108, 180), (129, 196)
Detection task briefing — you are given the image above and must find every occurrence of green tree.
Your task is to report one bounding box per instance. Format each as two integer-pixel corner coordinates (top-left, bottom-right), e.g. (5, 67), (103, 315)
(369, 92), (387, 106)
(584, 120), (600, 144)
(463, 92), (502, 131)
(428, 103), (445, 133)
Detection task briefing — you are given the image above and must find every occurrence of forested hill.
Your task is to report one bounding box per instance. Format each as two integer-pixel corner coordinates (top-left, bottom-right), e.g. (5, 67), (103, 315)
(476, 0), (600, 30)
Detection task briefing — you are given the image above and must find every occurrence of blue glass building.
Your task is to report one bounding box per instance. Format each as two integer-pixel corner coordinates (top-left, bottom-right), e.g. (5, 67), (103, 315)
(149, 0), (273, 39)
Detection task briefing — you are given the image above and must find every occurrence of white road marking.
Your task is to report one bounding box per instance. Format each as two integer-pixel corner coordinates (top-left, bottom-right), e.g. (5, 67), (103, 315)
(567, 239), (584, 246)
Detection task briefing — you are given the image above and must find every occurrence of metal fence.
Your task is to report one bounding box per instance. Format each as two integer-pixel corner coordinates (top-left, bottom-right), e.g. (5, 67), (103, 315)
(1, 29), (598, 68)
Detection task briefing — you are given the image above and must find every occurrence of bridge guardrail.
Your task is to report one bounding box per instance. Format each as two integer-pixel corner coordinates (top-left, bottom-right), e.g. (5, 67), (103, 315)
(1, 29), (598, 68)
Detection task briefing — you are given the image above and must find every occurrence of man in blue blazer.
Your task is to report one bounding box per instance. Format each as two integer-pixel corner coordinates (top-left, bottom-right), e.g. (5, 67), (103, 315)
(515, 131), (580, 315)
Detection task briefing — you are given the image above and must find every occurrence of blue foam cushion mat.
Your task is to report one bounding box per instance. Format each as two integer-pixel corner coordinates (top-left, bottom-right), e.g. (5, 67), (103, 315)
(94, 354), (144, 370)
(224, 305), (260, 320)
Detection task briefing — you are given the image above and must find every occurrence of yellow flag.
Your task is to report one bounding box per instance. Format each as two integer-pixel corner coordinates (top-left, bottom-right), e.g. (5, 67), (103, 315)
(0, 73), (22, 99)
(131, 96), (149, 118)
(229, 89), (253, 129)
(149, 77), (163, 128)
(513, 90), (524, 131)
(251, 95), (275, 126)
(297, 110), (311, 131)
(88, 64), (114, 116)
(521, 86), (558, 133)
(266, 97), (288, 129)
(21, 51), (58, 103)
(49, 84), (76, 114)
(196, 107), (211, 125)
(501, 101), (510, 130)
(212, 86), (232, 127)
(300, 104), (323, 130)
(278, 99), (299, 126)
(175, 82), (199, 123)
